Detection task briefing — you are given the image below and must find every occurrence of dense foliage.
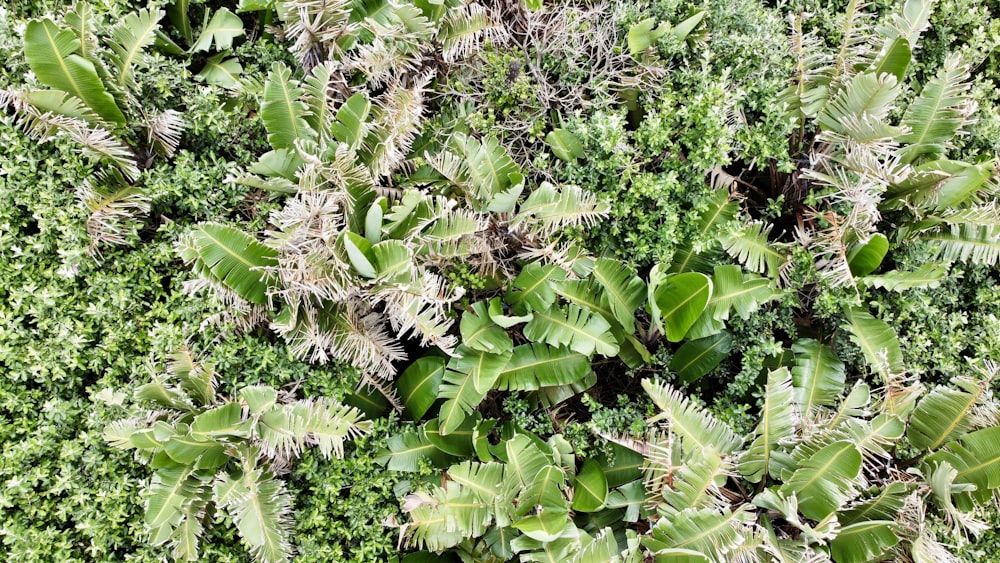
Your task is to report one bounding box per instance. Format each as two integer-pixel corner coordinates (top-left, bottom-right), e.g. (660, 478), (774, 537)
(3, 0), (1000, 561)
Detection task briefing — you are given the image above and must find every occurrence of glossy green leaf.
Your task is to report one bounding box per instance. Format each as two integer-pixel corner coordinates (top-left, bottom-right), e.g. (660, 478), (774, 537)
(652, 272), (712, 342)
(398, 357), (447, 420)
(572, 459), (608, 512)
(670, 332), (732, 385)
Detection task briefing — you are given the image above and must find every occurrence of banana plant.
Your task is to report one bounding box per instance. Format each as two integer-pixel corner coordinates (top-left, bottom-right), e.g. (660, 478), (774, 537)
(775, 0), (999, 286)
(104, 350), (372, 563)
(2, 3), (184, 249)
(638, 351), (1000, 562)
(391, 425), (645, 562)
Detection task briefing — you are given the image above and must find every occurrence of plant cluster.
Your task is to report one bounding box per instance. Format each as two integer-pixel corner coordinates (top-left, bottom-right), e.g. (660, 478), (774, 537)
(4, 0), (1000, 562)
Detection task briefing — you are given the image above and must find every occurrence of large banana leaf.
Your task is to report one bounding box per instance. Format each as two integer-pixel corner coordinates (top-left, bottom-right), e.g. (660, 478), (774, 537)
(819, 72), (901, 135)
(669, 186), (738, 274)
(705, 265), (776, 321)
(221, 471), (294, 563)
(925, 426), (1000, 506)
(591, 257), (645, 332)
(650, 272), (712, 342)
(829, 521), (900, 563)
(897, 54), (971, 164)
(572, 459), (608, 512)
(107, 8), (162, 89)
(261, 62), (315, 151)
(24, 19), (126, 125)
(191, 8), (245, 52)
(381, 428), (455, 471)
(330, 93), (371, 150)
(739, 368), (796, 483)
(645, 508), (745, 561)
(524, 304), (619, 357)
(779, 440), (862, 521)
(791, 338), (846, 413)
(908, 379), (990, 451)
(658, 448), (725, 514)
(669, 332), (732, 385)
(925, 223), (1000, 266)
(437, 346), (512, 434)
(643, 379), (741, 455)
(497, 344), (590, 391)
(506, 262), (567, 314)
(460, 301), (512, 353)
(398, 357), (447, 420)
(842, 308), (904, 380)
(719, 221), (784, 279)
(182, 223), (278, 305)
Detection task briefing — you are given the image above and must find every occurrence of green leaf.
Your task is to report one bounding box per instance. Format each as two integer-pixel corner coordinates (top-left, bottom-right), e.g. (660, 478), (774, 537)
(572, 459), (609, 512)
(239, 386), (278, 415)
(424, 418), (477, 458)
(487, 297), (533, 328)
(652, 272), (712, 342)
(261, 62), (315, 151)
(840, 482), (908, 525)
(591, 257), (646, 333)
(223, 472), (294, 563)
(438, 347), (512, 434)
(669, 187), (738, 274)
(779, 441), (863, 521)
(925, 223), (1000, 266)
(791, 338), (846, 413)
(830, 521), (899, 563)
(597, 444), (645, 488)
(191, 8), (245, 52)
(512, 509), (570, 542)
(498, 344), (590, 391)
(524, 305), (619, 357)
(908, 379), (991, 451)
(847, 233), (889, 277)
(870, 37), (910, 82)
(898, 54), (972, 164)
(672, 11), (706, 42)
(24, 19), (126, 125)
(145, 465), (199, 529)
(182, 223), (278, 305)
(65, 3), (96, 59)
(342, 231), (377, 278)
(644, 379), (741, 455)
(191, 403), (245, 438)
(398, 357), (447, 421)
(842, 308), (905, 379)
(719, 222), (784, 279)
(670, 332), (732, 385)
(627, 18), (670, 55)
(545, 128), (585, 162)
(364, 199), (384, 244)
(518, 465), (568, 515)
(705, 265), (776, 322)
(107, 8), (162, 89)
(739, 368), (796, 483)
(381, 429), (455, 472)
(249, 149), (301, 180)
(647, 508), (744, 560)
(331, 93), (371, 149)
(860, 263), (946, 292)
(819, 72), (901, 135)
(197, 52), (243, 89)
(506, 262), (567, 314)
(460, 301), (512, 353)
(926, 426), (1000, 505)
(163, 433), (224, 465)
